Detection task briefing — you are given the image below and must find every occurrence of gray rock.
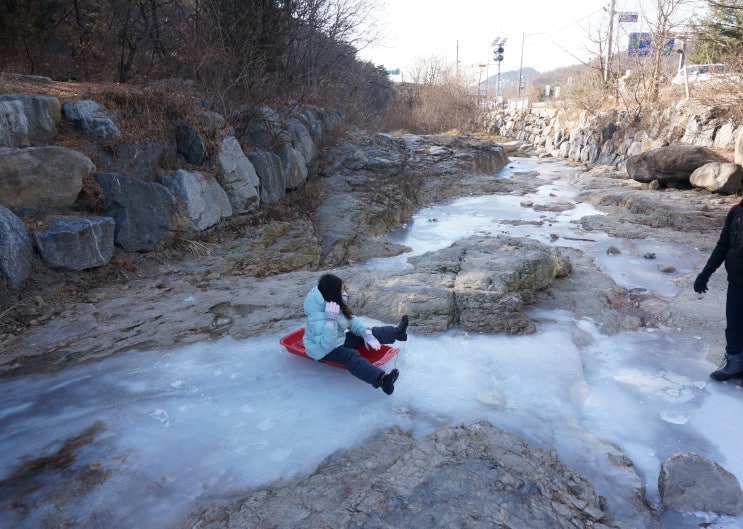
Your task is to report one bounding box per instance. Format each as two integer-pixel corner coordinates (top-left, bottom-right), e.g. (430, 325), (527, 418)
(736, 127), (743, 166)
(94, 172), (177, 252)
(35, 217), (115, 270)
(62, 100), (121, 142)
(626, 145), (729, 186)
(681, 114), (716, 146)
(404, 235), (571, 334)
(175, 122), (207, 165)
(0, 146), (95, 208)
(0, 205), (33, 289)
(582, 143), (600, 163)
(181, 421), (631, 529)
(193, 110), (227, 132)
(459, 144), (508, 174)
(287, 116), (317, 164)
(626, 140), (643, 156)
(601, 122), (618, 143)
(162, 169), (232, 231)
(322, 134), (406, 177)
(88, 138), (174, 182)
(279, 143), (308, 189)
(0, 99), (30, 147)
(689, 162), (743, 194)
(713, 122), (737, 150)
(295, 106), (324, 145)
(247, 149), (286, 204)
(0, 94), (60, 144)
(659, 452), (743, 515)
(238, 106), (283, 150)
(217, 136), (260, 213)
(315, 193), (364, 263)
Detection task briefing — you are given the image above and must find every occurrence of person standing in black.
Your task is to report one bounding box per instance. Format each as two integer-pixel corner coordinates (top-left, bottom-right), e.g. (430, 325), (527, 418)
(694, 199), (743, 380)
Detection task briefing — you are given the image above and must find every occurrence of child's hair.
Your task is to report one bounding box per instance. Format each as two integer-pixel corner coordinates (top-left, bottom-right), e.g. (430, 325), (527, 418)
(318, 273), (353, 318)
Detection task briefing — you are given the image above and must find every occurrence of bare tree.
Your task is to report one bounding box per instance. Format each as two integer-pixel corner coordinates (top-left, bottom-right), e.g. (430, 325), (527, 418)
(642, 0), (691, 100)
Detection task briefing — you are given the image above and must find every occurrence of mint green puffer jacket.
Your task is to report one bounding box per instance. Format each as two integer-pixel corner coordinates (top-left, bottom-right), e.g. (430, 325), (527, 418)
(302, 286), (368, 360)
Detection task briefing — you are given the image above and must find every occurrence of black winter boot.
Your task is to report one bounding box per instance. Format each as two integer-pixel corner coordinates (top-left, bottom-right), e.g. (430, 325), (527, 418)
(376, 369), (399, 395)
(710, 353), (743, 381)
(395, 315), (409, 342)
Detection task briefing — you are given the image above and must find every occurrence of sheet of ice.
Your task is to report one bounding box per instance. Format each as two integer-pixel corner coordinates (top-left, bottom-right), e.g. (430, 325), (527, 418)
(1, 158), (738, 529)
(368, 159), (704, 298)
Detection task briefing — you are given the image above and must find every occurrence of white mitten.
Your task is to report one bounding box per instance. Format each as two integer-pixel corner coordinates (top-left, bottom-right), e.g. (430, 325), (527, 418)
(363, 329), (381, 350)
(324, 301), (340, 327)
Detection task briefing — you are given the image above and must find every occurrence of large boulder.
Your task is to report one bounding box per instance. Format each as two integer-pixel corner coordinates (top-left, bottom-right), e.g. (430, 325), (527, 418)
(94, 172), (177, 252)
(35, 216), (115, 270)
(247, 150), (286, 204)
(626, 145), (729, 186)
(736, 128), (743, 166)
(162, 169), (232, 231)
(409, 235), (571, 334)
(659, 452), (743, 515)
(0, 94), (60, 144)
(62, 100), (121, 142)
(0, 205), (33, 290)
(355, 235), (571, 336)
(217, 136), (260, 213)
(0, 99), (30, 147)
(689, 162), (743, 194)
(0, 146), (95, 208)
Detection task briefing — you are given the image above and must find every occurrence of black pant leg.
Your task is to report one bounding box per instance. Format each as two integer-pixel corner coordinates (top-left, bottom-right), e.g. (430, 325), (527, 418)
(343, 325), (397, 347)
(725, 283), (743, 355)
(323, 346), (384, 386)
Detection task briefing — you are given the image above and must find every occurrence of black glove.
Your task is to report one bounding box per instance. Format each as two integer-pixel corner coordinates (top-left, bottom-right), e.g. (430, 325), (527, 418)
(694, 270), (711, 294)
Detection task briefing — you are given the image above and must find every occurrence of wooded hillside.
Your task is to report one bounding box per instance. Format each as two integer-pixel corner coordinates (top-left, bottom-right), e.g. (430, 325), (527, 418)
(0, 0), (392, 121)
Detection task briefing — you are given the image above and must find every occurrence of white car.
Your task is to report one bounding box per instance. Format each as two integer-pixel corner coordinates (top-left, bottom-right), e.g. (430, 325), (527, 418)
(672, 64), (727, 84)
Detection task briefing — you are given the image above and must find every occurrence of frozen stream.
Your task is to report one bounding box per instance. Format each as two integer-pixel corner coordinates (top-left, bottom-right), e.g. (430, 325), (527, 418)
(2, 158), (742, 529)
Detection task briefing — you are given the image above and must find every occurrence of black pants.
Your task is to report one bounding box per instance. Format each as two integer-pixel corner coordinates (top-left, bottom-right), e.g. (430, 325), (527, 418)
(322, 325), (397, 386)
(726, 283), (743, 355)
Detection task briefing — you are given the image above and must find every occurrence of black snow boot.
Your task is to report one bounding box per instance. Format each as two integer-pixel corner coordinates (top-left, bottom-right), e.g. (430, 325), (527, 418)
(376, 369), (399, 395)
(710, 353), (743, 381)
(395, 315), (409, 342)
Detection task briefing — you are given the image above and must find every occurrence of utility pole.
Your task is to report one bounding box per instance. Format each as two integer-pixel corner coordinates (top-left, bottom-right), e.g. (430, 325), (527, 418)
(456, 40), (460, 79)
(604, 0), (616, 83)
(518, 32), (525, 97)
(518, 33), (543, 98)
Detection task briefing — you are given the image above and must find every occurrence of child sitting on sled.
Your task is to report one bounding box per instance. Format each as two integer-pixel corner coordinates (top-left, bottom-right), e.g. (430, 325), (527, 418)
(302, 273), (408, 395)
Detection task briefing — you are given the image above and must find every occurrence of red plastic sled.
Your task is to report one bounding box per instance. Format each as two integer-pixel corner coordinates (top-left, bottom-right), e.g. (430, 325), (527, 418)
(280, 328), (400, 369)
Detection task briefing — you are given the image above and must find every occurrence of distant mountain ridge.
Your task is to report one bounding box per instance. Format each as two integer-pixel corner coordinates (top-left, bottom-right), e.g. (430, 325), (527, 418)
(482, 63), (593, 90)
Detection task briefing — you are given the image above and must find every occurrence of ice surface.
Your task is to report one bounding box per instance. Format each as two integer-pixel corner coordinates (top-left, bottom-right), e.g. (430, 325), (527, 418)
(1, 158), (740, 529)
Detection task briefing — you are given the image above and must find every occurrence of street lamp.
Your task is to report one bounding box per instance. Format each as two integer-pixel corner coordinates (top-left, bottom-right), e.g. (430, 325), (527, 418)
(518, 32), (545, 98)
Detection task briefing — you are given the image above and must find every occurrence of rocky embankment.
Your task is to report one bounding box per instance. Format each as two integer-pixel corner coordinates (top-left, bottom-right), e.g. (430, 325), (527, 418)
(485, 101), (743, 174)
(3, 78), (743, 528)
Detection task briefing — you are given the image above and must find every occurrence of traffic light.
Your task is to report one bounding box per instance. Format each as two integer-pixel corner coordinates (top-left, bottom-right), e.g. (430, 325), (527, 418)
(491, 37), (506, 62)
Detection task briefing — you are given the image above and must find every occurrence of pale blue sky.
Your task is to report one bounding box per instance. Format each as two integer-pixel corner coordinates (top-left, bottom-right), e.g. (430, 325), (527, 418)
(359, 0), (704, 77)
